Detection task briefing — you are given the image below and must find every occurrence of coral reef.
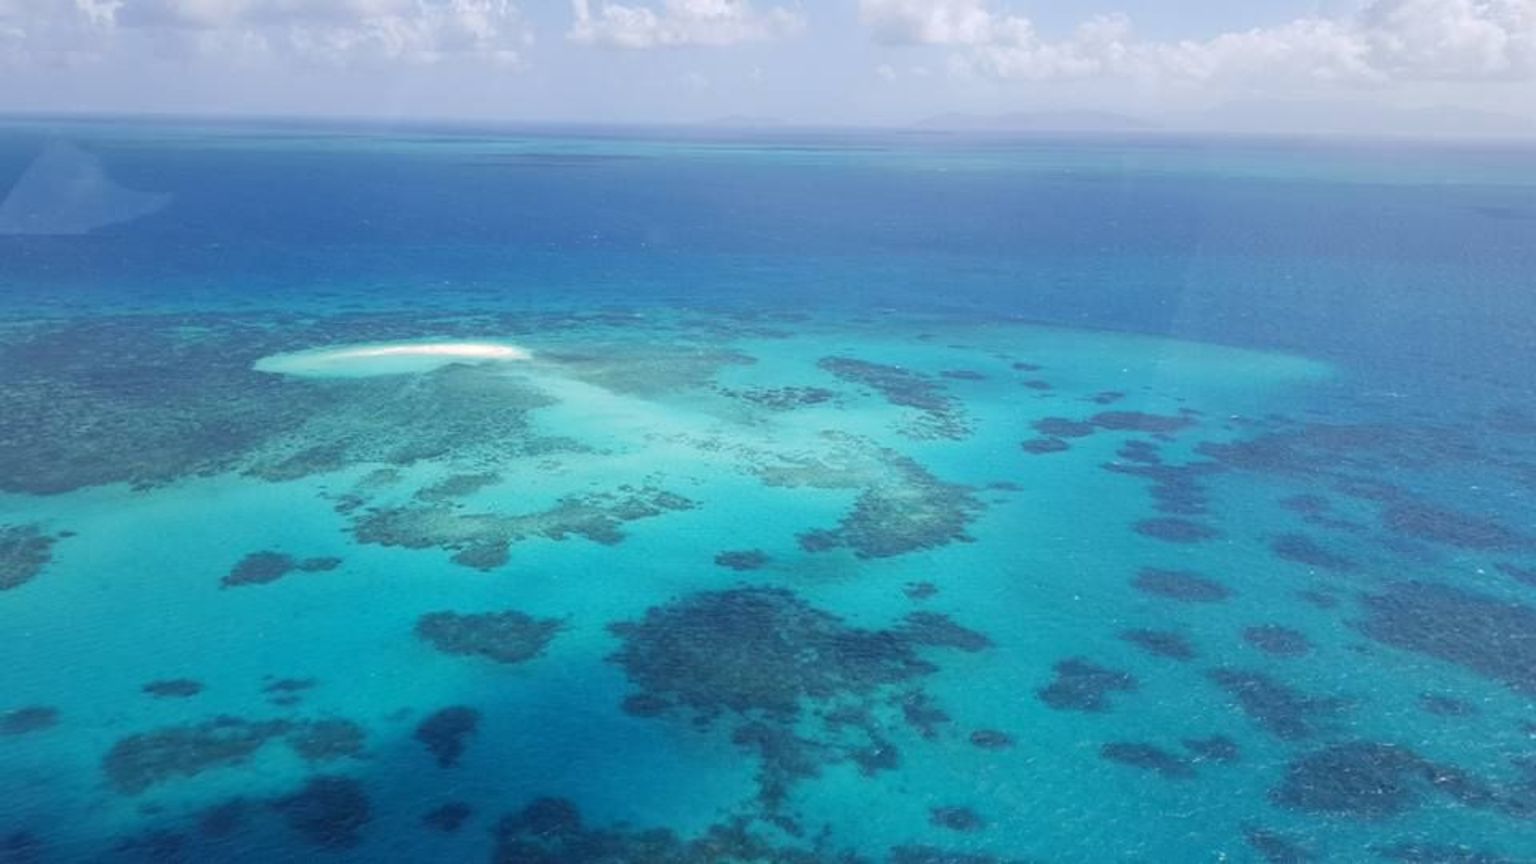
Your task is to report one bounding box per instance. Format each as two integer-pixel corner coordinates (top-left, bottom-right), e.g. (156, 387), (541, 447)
(1099, 742), (1194, 779)
(354, 486), (695, 570)
(1119, 629), (1197, 661)
(272, 776), (372, 850)
(222, 552), (341, 588)
(1356, 582), (1536, 696)
(1207, 669), (1342, 742)
(416, 610), (565, 665)
(1133, 518), (1222, 544)
(101, 716), (367, 794)
(1132, 568), (1230, 603)
(1036, 658), (1137, 713)
(816, 357), (970, 440)
(0, 706), (58, 736)
(715, 549), (771, 571)
(414, 706), (480, 768)
(0, 524), (58, 591)
(1243, 625), (1313, 657)
(142, 680), (204, 699)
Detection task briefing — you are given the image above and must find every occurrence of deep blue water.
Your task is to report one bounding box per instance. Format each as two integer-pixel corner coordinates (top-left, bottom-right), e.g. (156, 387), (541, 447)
(1, 119), (1534, 863)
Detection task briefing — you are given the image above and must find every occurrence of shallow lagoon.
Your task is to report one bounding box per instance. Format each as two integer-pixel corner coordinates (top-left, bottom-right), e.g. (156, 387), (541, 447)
(2, 124), (1535, 863)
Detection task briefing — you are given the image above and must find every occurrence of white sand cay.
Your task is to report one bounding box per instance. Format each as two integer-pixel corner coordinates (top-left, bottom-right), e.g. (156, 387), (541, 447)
(255, 341), (533, 378)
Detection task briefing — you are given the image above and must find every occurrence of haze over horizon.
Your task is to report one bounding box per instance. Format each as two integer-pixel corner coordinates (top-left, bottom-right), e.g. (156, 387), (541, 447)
(2, 1), (1535, 138)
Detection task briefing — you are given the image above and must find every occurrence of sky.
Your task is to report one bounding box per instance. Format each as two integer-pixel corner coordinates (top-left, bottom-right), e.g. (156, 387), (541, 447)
(1, 0), (1534, 135)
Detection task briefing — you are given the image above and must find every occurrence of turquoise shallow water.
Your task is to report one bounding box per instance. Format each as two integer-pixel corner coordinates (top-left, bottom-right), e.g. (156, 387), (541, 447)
(1, 123), (1535, 863)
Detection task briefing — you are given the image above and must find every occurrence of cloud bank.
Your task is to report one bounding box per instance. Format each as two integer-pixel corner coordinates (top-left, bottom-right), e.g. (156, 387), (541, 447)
(568, 0), (804, 49)
(860, 0), (1536, 86)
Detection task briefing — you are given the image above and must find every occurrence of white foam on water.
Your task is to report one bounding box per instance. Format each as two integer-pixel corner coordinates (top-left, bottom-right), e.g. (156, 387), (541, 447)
(254, 341), (533, 378)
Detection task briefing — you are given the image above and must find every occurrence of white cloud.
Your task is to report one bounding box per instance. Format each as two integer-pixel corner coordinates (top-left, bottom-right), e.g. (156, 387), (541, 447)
(569, 0), (803, 49)
(90, 0), (530, 65)
(861, 0), (1536, 86)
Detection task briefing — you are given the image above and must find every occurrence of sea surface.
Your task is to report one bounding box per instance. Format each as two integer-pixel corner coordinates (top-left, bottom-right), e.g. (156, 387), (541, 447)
(1, 119), (1535, 863)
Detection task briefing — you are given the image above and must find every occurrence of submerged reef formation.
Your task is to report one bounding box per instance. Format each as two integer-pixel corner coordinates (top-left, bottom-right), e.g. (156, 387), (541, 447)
(492, 796), (868, 864)
(1271, 533), (1355, 572)
(142, 679), (204, 699)
(816, 356), (970, 440)
(1036, 658), (1138, 713)
(1119, 629), (1198, 662)
(1355, 581), (1536, 696)
(761, 437), (981, 559)
(0, 524), (59, 591)
(1207, 669), (1343, 742)
(414, 706), (480, 768)
(1244, 625), (1313, 657)
(221, 551), (341, 588)
(1271, 742), (1509, 821)
(719, 386), (837, 411)
(0, 706), (58, 736)
(1099, 742), (1195, 779)
(608, 587), (988, 816)
(272, 776), (372, 850)
(715, 549), (771, 571)
(102, 716), (366, 795)
(416, 610), (564, 665)
(354, 486), (695, 570)
(1132, 568), (1231, 603)
(1133, 517), (1222, 544)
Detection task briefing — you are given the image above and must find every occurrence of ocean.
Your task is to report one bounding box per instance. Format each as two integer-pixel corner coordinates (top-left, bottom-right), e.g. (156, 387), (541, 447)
(1, 118), (1534, 863)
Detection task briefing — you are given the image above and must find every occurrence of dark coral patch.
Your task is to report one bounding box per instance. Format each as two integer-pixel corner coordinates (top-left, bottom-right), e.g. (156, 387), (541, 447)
(714, 549), (770, 571)
(103, 717), (291, 795)
(1382, 503), (1525, 551)
(1134, 518), (1221, 544)
(1022, 379), (1053, 391)
(0, 524), (57, 591)
(1091, 411), (1194, 436)
(895, 612), (993, 652)
(1356, 581), (1536, 696)
(1183, 735), (1240, 763)
(1119, 628), (1197, 661)
(1207, 668), (1340, 742)
(1100, 742), (1194, 779)
(1115, 440), (1162, 464)
(0, 706), (58, 736)
(1495, 562), (1536, 588)
(1297, 590), (1341, 610)
(197, 799), (250, 838)
(816, 356), (969, 440)
(492, 796), (862, 863)
(1037, 658), (1137, 713)
(1090, 391), (1125, 405)
(1133, 568), (1230, 603)
(414, 706), (480, 768)
(1244, 824), (1314, 863)
(423, 802), (473, 833)
(721, 386), (837, 411)
(102, 717), (365, 794)
(897, 691), (950, 740)
(415, 472), (501, 503)
(608, 587), (955, 722)
(903, 581), (939, 601)
(272, 776), (371, 850)
(1418, 695), (1478, 718)
(222, 551), (339, 588)
(1375, 842), (1515, 863)
(1244, 625), (1313, 657)
(969, 729), (1014, 750)
(1032, 418), (1096, 438)
(285, 719), (366, 764)
(1272, 533), (1355, 572)
(940, 370), (987, 381)
(416, 610), (564, 665)
(1021, 437), (1070, 455)
(143, 680), (204, 699)
(929, 806), (985, 832)
(1269, 743), (1493, 820)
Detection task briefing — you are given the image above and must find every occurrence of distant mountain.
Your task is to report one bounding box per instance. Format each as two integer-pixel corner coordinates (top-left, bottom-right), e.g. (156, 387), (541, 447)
(914, 111), (1156, 133)
(705, 115), (787, 128)
(1183, 100), (1536, 140)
